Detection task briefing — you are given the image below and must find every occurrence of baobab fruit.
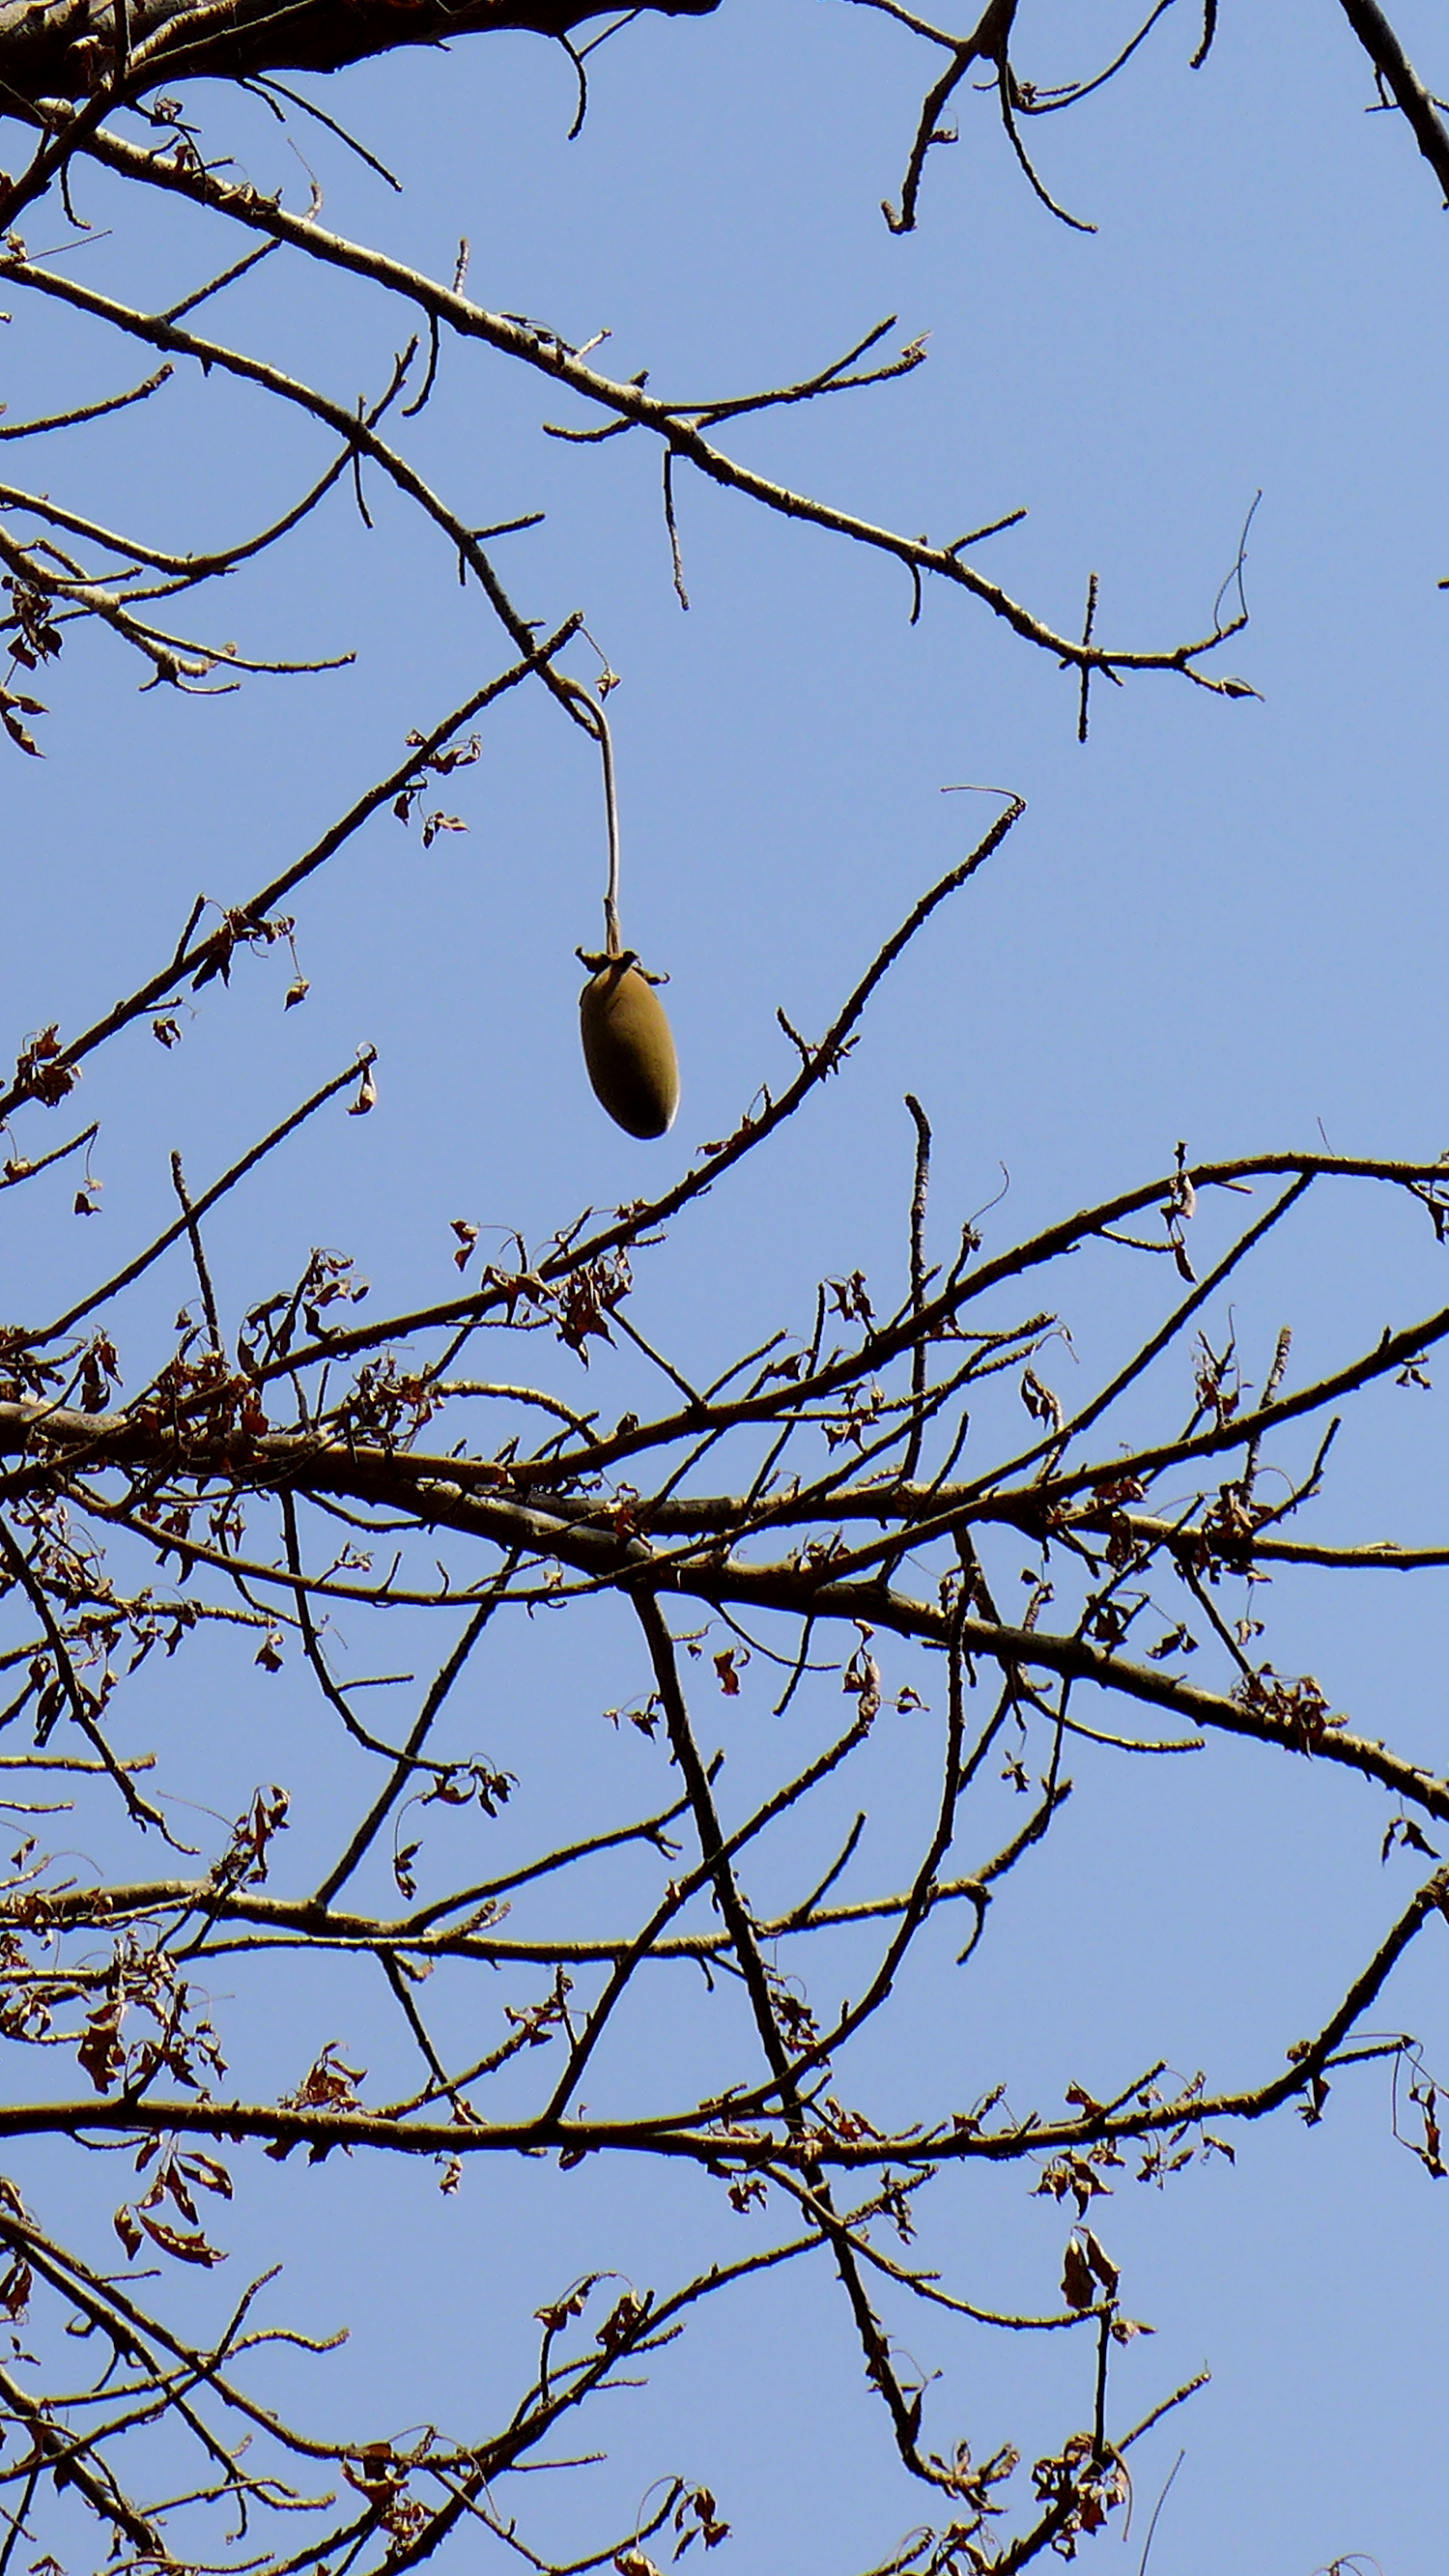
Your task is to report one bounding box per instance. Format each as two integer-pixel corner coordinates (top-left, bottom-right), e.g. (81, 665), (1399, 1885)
(578, 951), (679, 1139)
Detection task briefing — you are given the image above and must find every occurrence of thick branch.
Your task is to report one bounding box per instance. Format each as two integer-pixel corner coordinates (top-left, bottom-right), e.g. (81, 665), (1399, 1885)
(0, 0), (720, 104)
(1335, 0), (1449, 206)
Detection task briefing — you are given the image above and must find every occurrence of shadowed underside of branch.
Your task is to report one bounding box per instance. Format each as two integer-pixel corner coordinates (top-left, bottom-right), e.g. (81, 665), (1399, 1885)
(0, 0), (719, 104)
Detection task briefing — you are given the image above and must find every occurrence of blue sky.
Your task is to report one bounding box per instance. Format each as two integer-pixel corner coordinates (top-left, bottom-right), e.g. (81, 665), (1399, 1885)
(4, 2), (1449, 2568)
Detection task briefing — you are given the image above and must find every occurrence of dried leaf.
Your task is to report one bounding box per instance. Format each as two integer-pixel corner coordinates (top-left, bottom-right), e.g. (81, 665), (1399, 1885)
(1061, 2238), (1094, 2310)
(350, 1059), (379, 1117)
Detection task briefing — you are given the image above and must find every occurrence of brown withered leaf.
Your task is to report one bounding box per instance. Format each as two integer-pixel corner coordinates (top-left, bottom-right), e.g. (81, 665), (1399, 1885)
(1036, 2149), (1112, 2216)
(1, 688), (46, 757)
(423, 732), (481, 776)
(672, 2482), (731, 2556)
(212, 1785), (290, 1891)
(1148, 1624), (1198, 1661)
(421, 1760), (514, 1818)
(349, 1059), (378, 1116)
(727, 2175), (767, 2214)
(78, 1332), (121, 1413)
(15, 1025), (78, 1105)
(1235, 1664), (1343, 1753)
(1020, 1369), (1063, 1433)
(535, 2277), (597, 2335)
(1061, 2238), (1094, 2310)
(282, 2040), (365, 2114)
(181, 2153), (233, 2199)
(595, 2289), (647, 2354)
(239, 1384), (269, 1434)
(191, 918), (238, 989)
(842, 1639), (882, 1725)
(3, 579), (63, 668)
(1383, 1815), (1439, 1863)
(1082, 2228), (1119, 2297)
(826, 1269), (873, 1325)
(78, 1999), (126, 2094)
(420, 811), (468, 848)
(345, 2445), (401, 2503)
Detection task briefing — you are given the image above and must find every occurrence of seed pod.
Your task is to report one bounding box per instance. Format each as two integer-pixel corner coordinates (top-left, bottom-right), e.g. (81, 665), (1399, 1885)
(579, 953), (679, 1139)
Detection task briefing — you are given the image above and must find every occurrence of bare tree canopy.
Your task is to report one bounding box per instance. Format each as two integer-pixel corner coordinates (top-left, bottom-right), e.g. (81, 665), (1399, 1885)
(0, 0), (1444, 196)
(0, 2), (1447, 2571)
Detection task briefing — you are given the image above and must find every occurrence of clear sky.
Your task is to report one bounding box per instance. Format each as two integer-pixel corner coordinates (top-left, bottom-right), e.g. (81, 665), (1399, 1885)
(4, 3), (1449, 2569)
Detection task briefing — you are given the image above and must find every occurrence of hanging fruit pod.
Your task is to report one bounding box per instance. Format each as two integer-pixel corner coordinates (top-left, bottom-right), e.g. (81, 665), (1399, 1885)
(578, 948), (680, 1139)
